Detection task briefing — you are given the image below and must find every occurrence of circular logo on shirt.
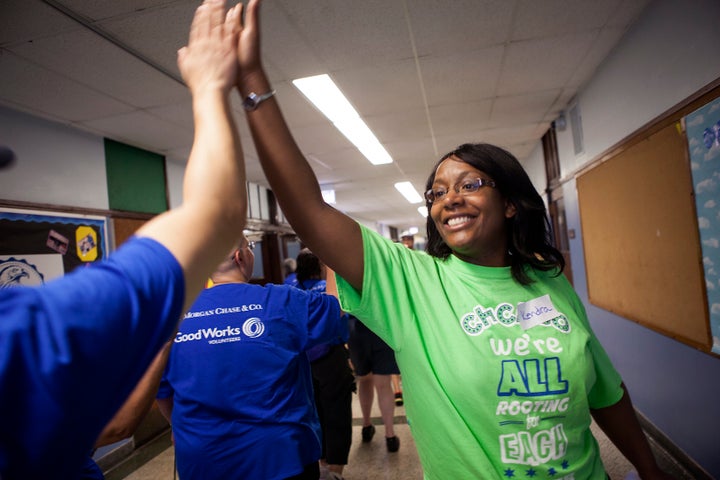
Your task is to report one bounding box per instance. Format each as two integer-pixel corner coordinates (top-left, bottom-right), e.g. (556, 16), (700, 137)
(242, 317), (265, 338)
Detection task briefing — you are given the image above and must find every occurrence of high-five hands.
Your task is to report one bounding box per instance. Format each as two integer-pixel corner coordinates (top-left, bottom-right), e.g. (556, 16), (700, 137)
(178, 0), (242, 97)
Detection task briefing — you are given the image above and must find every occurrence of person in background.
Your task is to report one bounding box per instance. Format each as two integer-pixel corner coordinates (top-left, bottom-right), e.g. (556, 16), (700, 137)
(400, 233), (414, 250)
(347, 314), (401, 453)
(232, 1), (672, 478)
(156, 238), (346, 480)
(0, 1), (247, 478)
(295, 249), (355, 480)
(283, 257), (298, 286)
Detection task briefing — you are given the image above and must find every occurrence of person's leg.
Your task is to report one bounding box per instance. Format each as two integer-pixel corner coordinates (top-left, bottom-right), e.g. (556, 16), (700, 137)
(372, 374), (395, 438)
(314, 346), (354, 477)
(348, 319), (376, 443)
(356, 373), (375, 427)
(369, 332), (400, 451)
(392, 374), (403, 406)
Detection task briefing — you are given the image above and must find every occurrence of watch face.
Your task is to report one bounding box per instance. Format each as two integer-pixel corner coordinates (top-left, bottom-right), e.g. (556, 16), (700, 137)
(243, 94), (258, 110)
(243, 91), (274, 111)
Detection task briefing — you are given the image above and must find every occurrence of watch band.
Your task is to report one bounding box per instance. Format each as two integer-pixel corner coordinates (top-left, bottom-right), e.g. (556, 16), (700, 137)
(242, 90), (276, 111)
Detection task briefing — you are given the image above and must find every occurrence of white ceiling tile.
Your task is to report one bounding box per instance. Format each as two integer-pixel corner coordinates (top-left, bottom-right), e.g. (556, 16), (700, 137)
(408, 0), (516, 55)
(274, 0), (411, 71)
(491, 90), (562, 125)
(478, 124), (547, 146)
(57, 0), (187, 21)
(0, 51), (134, 122)
(363, 109), (432, 145)
(97, 1), (196, 77)
(497, 32), (597, 95)
(78, 110), (192, 153)
(421, 45), (505, 105)
(146, 100), (193, 130)
(607, 0), (652, 27)
(9, 29), (189, 108)
(566, 26), (628, 88)
(0, 0), (81, 46)
(331, 60), (426, 116)
(512, 0), (621, 40)
(428, 100), (495, 137)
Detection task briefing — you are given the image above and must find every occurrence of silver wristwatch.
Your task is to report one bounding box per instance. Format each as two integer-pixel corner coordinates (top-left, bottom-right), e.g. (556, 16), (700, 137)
(242, 90), (276, 111)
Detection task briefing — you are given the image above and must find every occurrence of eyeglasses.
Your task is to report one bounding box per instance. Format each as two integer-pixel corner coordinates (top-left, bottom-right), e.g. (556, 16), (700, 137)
(424, 178), (496, 204)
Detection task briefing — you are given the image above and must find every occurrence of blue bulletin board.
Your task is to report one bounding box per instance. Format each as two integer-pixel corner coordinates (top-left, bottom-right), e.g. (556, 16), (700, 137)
(685, 99), (720, 355)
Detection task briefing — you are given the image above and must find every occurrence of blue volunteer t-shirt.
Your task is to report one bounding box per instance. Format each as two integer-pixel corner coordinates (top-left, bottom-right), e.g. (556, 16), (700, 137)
(0, 237), (184, 480)
(158, 282), (344, 480)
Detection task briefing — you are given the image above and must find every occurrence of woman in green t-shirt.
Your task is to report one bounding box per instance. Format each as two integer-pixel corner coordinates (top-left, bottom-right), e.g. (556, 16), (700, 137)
(231, 1), (671, 478)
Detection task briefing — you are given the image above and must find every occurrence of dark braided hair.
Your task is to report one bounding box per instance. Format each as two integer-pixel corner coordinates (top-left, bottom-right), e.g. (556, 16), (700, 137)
(424, 143), (564, 285)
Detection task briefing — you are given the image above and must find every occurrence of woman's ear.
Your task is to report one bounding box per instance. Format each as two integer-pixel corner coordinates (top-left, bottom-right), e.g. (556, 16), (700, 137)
(505, 200), (517, 219)
(233, 250), (242, 266)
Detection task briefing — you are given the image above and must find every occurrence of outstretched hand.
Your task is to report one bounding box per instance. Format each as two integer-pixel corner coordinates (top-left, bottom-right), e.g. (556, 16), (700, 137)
(178, 0), (241, 97)
(235, 0), (264, 91)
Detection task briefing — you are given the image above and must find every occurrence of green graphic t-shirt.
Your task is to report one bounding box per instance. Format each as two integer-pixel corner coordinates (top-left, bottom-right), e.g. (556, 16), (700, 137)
(336, 225), (623, 480)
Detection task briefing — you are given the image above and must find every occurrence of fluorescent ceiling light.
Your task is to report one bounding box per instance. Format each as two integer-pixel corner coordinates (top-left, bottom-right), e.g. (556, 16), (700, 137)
(408, 227), (419, 235)
(394, 181), (423, 204)
(293, 74), (393, 165)
(418, 206), (428, 218)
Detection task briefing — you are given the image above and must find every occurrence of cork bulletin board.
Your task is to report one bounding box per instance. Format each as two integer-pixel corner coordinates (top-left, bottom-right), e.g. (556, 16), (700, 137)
(577, 122), (711, 352)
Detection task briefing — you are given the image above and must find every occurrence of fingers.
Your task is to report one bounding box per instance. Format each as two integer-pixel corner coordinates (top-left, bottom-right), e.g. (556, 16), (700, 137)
(207, 0), (226, 40)
(245, 0), (261, 34)
(187, 3), (206, 46)
(188, 0), (225, 46)
(225, 3), (242, 35)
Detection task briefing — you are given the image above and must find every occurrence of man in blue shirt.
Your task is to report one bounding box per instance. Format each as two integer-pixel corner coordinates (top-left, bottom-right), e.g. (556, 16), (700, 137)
(157, 238), (347, 480)
(0, 1), (250, 478)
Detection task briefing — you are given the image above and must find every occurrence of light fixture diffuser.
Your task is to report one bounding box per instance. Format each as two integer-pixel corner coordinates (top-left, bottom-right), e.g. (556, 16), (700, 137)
(394, 181), (423, 204)
(293, 74), (393, 165)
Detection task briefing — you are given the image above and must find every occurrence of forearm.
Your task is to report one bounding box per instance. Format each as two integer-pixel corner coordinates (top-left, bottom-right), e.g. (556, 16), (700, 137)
(184, 91), (246, 224)
(137, 91), (246, 310)
(240, 70), (363, 288)
(591, 384), (664, 478)
(240, 71), (337, 233)
(95, 343), (171, 447)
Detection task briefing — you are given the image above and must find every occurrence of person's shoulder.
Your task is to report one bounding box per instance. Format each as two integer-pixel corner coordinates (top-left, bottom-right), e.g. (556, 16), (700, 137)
(265, 282), (300, 295)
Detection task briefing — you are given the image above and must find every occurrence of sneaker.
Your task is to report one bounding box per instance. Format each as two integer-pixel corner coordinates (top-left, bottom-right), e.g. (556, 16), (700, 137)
(327, 472), (345, 480)
(361, 424), (375, 443)
(386, 435), (400, 452)
(394, 391), (404, 406)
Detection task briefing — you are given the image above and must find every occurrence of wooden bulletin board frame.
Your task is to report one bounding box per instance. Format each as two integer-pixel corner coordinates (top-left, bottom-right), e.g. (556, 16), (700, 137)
(577, 123), (711, 351)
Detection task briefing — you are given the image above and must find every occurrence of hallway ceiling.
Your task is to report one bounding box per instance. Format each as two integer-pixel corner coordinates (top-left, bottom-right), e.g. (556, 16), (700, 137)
(0, 0), (650, 233)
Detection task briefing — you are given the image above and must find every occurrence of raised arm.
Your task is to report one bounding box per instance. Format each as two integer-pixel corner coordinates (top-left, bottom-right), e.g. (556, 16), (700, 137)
(235, 0), (364, 291)
(136, 0), (247, 311)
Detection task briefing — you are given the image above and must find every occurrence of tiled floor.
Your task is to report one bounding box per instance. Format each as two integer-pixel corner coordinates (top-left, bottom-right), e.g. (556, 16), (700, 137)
(106, 391), (693, 480)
